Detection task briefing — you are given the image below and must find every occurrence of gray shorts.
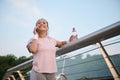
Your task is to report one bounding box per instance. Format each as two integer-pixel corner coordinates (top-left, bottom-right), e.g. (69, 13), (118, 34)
(30, 69), (55, 80)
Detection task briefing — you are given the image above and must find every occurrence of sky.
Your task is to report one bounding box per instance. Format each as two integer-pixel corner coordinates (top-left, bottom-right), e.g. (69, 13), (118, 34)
(0, 0), (120, 58)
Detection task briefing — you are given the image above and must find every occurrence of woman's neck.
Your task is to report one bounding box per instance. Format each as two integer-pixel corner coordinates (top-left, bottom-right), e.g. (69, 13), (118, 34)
(38, 32), (47, 38)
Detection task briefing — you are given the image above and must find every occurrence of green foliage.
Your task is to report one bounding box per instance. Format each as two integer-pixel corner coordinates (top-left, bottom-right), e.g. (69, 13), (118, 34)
(0, 54), (32, 80)
(80, 76), (88, 80)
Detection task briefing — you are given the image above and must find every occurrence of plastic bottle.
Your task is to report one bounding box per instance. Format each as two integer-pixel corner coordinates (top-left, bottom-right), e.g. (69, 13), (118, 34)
(71, 27), (78, 40)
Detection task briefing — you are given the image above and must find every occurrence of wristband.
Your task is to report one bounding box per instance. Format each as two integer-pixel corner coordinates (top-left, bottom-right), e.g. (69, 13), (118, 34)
(33, 34), (38, 40)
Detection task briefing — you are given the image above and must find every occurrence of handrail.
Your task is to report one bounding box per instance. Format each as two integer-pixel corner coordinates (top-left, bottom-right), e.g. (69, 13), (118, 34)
(57, 21), (120, 55)
(2, 21), (120, 80)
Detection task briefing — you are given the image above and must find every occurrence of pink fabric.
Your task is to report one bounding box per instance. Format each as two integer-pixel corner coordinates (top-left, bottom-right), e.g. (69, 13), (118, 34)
(32, 37), (57, 73)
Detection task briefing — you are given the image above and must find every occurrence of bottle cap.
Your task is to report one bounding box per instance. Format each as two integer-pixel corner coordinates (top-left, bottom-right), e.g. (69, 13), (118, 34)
(72, 27), (76, 32)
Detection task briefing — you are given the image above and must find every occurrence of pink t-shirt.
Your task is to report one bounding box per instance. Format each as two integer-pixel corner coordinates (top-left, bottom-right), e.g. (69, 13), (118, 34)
(32, 37), (57, 73)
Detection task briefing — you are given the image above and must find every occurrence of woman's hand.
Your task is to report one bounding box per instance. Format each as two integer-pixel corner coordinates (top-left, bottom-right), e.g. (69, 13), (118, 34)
(33, 26), (38, 34)
(69, 35), (78, 42)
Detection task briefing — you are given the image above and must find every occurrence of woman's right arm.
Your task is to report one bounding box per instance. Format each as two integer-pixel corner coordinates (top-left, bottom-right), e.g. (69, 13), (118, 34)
(26, 39), (38, 54)
(27, 26), (39, 54)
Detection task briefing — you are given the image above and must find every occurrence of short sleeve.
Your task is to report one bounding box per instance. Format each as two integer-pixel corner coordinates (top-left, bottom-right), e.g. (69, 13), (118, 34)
(27, 38), (33, 44)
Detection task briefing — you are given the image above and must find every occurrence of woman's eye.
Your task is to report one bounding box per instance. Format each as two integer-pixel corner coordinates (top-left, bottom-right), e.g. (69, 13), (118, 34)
(38, 23), (40, 24)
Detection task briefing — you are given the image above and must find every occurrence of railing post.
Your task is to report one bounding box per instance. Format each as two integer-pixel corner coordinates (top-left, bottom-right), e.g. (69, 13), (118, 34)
(7, 77), (10, 80)
(62, 55), (66, 74)
(16, 71), (25, 80)
(10, 75), (16, 80)
(96, 42), (120, 80)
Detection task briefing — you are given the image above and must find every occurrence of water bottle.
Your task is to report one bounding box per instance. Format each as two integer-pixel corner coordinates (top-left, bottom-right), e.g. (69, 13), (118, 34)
(71, 27), (78, 40)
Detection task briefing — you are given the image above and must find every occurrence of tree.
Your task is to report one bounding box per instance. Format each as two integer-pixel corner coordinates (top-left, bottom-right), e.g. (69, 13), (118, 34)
(0, 54), (33, 80)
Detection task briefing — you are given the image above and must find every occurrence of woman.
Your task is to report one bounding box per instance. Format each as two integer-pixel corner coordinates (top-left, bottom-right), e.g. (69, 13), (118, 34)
(27, 18), (77, 80)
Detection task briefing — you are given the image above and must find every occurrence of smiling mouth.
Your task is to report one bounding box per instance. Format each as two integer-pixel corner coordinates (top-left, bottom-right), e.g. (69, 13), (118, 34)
(38, 25), (44, 28)
(37, 26), (46, 30)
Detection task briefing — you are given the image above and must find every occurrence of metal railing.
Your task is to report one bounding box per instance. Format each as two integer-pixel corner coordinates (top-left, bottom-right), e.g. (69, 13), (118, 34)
(2, 21), (120, 80)
(56, 38), (120, 80)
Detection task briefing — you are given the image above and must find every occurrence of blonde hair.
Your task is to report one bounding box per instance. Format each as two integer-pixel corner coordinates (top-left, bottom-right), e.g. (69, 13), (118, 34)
(35, 18), (49, 28)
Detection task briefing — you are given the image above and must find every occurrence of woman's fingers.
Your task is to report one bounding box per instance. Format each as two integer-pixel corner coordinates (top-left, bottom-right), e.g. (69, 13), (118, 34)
(33, 26), (38, 34)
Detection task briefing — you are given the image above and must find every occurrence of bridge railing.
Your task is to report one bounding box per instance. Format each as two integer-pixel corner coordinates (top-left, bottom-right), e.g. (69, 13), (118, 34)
(2, 21), (120, 80)
(56, 35), (120, 79)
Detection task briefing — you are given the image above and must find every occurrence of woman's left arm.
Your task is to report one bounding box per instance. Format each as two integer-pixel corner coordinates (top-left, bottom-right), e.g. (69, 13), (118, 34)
(56, 41), (67, 48)
(56, 34), (78, 48)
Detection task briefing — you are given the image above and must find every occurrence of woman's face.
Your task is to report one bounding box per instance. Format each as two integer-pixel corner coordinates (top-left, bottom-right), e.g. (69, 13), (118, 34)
(36, 19), (48, 33)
